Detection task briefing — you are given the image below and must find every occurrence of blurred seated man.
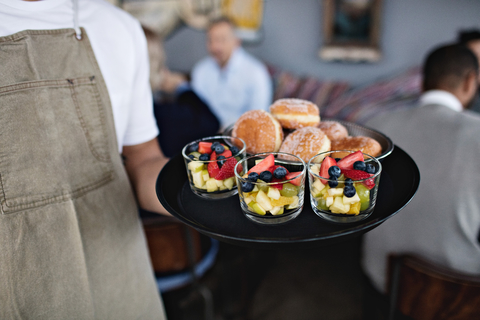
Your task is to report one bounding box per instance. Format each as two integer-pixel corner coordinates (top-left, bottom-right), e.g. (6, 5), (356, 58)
(458, 29), (480, 113)
(191, 17), (273, 128)
(362, 44), (480, 296)
(144, 27), (220, 157)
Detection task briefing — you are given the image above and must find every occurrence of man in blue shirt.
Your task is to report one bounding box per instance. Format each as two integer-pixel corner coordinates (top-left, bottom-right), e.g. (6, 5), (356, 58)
(191, 17), (273, 129)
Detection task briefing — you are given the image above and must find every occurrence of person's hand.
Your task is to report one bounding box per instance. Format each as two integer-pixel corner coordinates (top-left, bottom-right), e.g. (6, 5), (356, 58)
(160, 69), (187, 94)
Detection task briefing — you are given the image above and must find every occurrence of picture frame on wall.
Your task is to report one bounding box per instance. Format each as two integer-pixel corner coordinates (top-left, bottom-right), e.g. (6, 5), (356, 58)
(319, 0), (383, 62)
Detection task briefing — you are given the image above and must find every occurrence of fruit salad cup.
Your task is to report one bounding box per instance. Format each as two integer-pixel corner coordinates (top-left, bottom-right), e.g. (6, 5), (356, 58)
(308, 150), (382, 223)
(234, 152), (306, 225)
(182, 136), (246, 199)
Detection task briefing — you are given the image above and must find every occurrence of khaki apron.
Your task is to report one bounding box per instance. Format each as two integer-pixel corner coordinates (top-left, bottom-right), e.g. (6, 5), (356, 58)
(0, 27), (166, 319)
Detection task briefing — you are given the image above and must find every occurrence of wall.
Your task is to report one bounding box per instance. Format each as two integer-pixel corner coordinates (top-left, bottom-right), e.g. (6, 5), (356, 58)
(163, 0), (480, 86)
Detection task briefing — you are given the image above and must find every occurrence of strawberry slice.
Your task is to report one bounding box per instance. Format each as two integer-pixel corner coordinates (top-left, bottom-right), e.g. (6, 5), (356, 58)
(218, 150), (232, 158)
(198, 142), (213, 154)
(271, 177), (284, 190)
(319, 156), (337, 184)
(247, 154), (275, 174)
(207, 152), (220, 178)
(336, 151), (364, 170)
(342, 169), (376, 189)
(285, 171), (303, 186)
(215, 157), (239, 180)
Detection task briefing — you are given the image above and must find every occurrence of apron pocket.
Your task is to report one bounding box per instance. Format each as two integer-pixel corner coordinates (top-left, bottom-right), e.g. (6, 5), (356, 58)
(0, 77), (115, 214)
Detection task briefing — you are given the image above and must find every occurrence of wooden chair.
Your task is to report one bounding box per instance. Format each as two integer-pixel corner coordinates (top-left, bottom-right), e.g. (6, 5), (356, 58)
(387, 254), (480, 320)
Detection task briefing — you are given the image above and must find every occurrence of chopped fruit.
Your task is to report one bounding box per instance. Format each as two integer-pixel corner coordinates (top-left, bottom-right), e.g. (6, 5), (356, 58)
(192, 170), (205, 188)
(198, 142), (213, 154)
(343, 193), (360, 205)
(224, 177), (235, 190)
(273, 166), (288, 179)
(365, 163), (376, 174)
(310, 164), (320, 176)
(213, 144), (225, 154)
(326, 196), (334, 207)
(342, 169), (375, 189)
(280, 183), (297, 197)
(336, 151), (364, 170)
(270, 178), (284, 190)
(188, 151), (201, 159)
(202, 169), (210, 182)
(206, 178), (219, 192)
(271, 196), (295, 207)
(215, 157), (238, 180)
(248, 154), (275, 174)
(218, 150), (232, 158)
(311, 179), (326, 197)
(188, 143), (199, 153)
(248, 201), (266, 215)
(328, 188), (344, 197)
(259, 171), (273, 182)
(328, 178), (338, 188)
(355, 184), (370, 202)
(319, 156), (337, 184)
(360, 201), (370, 211)
(348, 202), (361, 214)
(267, 187), (281, 200)
(343, 185), (356, 198)
(215, 179), (224, 188)
(317, 198), (329, 210)
(330, 196), (350, 214)
(208, 152), (220, 178)
(286, 196), (299, 209)
(256, 190), (273, 211)
(285, 171), (303, 186)
(230, 146), (239, 155)
(188, 161), (204, 173)
(248, 172), (259, 182)
(269, 206), (283, 215)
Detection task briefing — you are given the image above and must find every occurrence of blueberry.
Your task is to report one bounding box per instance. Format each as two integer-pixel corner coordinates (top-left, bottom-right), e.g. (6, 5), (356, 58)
(344, 178), (353, 186)
(230, 146), (239, 155)
(273, 167), (287, 179)
(328, 177), (338, 188)
(217, 155), (226, 167)
(188, 154), (195, 160)
(259, 171), (273, 183)
(199, 153), (210, 161)
(241, 181), (254, 192)
(189, 143), (199, 153)
(353, 161), (366, 171)
(214, 144), (225, 154)
(211, 141), (221, 151)
(328, 165), (341, 178)
(335, 158), (341, 162)
(248, 172), (259, 182)
(365, 163), (376, 174)
(343, 185), (356, 197)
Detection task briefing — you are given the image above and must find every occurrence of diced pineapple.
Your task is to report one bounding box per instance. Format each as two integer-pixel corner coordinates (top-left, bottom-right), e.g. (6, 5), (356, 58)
(330, 196), (350, 214)
(310, 164), (320, 175)
(248, 201), (266, 215)
(202, 169), (210, 181)
(269, 206), (283, 215)
(256, 190), (273, 211)
(286, 195), (299, 209)
(271, 196), (295, 207)
(343, 193), (360, 205)
(245, 197), (253, 205)
(188, 161), (204, 173)
(215, 179), (224, 188)
(328, 188), (344, 197)
(326, 196), (334, 207)
(311, 179), (326, 196)
(252, 185), (259, 192)
(206, 178), (218, 192)
(348, 202), (361, 215)
(267, 187), (281, 200)
(192, 171), (205, 188)
(224, 177), (235, 190)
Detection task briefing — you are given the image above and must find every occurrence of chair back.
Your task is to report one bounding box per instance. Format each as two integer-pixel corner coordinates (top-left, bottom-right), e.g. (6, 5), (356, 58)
(387, 254), (480, 320)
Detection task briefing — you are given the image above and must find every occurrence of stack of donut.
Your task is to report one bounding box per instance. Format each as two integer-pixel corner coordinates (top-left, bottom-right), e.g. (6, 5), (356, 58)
(231, 98), (381, 162)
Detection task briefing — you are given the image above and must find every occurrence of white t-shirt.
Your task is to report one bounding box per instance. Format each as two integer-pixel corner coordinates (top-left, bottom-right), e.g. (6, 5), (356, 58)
(0, 0), (159, 152)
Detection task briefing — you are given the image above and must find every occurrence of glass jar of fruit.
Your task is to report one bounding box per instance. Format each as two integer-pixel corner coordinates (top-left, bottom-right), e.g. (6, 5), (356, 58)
(308, 150), (382, 223)
(234, 152), (306, 224)
(182, 136), (246, 199)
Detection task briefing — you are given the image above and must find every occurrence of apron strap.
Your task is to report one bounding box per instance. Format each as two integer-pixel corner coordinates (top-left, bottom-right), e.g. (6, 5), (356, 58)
(73, 0), (82, 40)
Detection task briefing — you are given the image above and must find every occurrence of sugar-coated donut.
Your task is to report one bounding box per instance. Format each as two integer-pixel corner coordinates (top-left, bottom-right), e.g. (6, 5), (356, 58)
(318, 121), (349, 141)
(279, 126), (331, 163)
(331, 136), (382, 158)
(232, 110), (283, 154)
(269, 98), (320, 130)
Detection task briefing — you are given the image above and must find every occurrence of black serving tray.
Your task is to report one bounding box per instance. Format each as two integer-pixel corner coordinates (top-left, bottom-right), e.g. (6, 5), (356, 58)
(156, 146), (420, 249)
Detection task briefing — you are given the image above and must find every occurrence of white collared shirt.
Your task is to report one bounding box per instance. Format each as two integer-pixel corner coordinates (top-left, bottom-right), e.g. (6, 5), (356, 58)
(419, 90), (463, 112)
(191, 47), (273, 128)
